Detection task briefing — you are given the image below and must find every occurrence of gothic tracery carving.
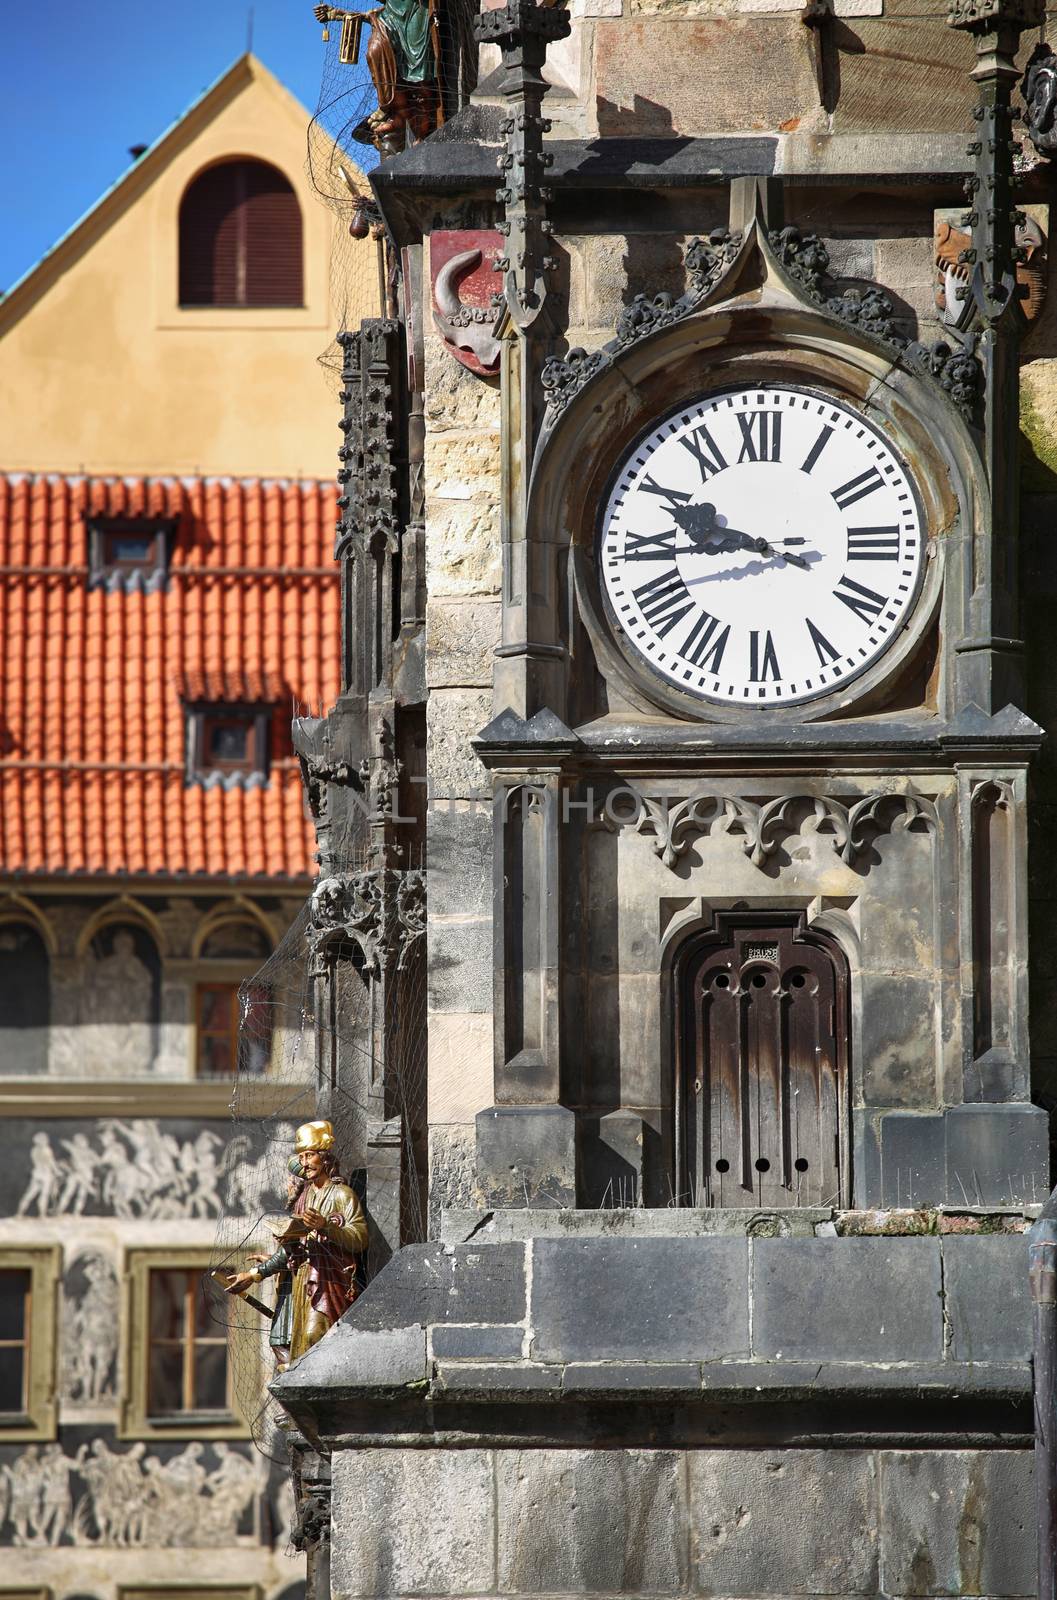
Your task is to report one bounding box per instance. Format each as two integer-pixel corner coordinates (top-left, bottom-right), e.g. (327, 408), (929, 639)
(604, 787), (938, 870)
(310, 868), (426, 973)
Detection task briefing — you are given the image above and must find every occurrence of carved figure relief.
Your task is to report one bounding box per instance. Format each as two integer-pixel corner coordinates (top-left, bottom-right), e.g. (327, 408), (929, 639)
(1022, 43), (1057, 159)
(0, 1439), (266, 1547)
(12, 1120), (290, 1218)
(430, 231), (505, 375)
(935, 211), (1047, 327)
(61, 1252), (119, 1406)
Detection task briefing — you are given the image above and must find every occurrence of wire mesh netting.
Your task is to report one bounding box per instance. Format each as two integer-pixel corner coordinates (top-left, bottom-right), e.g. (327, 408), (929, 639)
(208, 892), (427, 1462)
(305, 0), (482, 376)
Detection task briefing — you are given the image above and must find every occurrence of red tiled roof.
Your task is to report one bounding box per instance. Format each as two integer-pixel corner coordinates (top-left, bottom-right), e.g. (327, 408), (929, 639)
(0, 474), (340, 880)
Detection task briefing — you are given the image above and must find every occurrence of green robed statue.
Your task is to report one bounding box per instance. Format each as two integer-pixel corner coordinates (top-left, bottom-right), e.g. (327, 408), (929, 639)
(314, 0), (444, 154)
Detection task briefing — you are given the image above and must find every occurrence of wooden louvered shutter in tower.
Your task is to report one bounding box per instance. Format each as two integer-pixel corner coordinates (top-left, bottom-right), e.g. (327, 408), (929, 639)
(179, 160), (303, 308)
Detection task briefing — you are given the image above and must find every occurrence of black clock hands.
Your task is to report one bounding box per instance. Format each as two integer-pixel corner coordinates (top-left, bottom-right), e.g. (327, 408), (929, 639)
(669, 503), (811, 569)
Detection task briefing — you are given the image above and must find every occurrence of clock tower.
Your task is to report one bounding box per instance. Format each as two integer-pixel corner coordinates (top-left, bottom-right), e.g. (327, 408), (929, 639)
(277, 0), (1057, 1594)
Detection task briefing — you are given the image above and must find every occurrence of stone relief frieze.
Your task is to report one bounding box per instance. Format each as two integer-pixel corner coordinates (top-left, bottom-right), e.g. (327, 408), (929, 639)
(0, 1439), (266, 1548)
(12, 1120), (290, 1219)
(599, 786), (938, 870)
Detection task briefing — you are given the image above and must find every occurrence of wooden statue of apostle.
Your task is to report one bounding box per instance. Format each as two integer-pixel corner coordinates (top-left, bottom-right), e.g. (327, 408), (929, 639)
(314, 0), (444, 155)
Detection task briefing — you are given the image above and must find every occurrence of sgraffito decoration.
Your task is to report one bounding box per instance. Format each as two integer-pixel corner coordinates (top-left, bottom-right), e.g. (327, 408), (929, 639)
(430, 231), (506, 376)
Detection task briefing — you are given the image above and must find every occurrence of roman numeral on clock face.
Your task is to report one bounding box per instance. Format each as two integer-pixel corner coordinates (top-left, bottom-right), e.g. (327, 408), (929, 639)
(737, 410), (782, 464)
(832, 467), (885, 510)
(633, 568), (694, 637)
(806, 617), (840, 666)
(847, 526), (900, 561)
(681, 426), (727, 480)
(801, 425), (834, 475)
(833, 574), (887, 623)
(624, 527), (678, 561)
(681, 610), (730, 672)
(749, 629), (781, 681)
(638, 474), (691, 507)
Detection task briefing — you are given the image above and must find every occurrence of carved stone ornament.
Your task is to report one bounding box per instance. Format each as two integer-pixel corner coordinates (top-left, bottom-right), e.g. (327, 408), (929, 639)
(431, 230), (506, 375)
(766, 226), (983, 417)
(1022, 44), (1057, 160)
(541, 229), (743, 415)
(310, 869), (426, 973)
(947, 0), (1043, 31)
(291, 1488), (331, 1554)
(335, 320), (401, 563)
(600, 786), (938, 871)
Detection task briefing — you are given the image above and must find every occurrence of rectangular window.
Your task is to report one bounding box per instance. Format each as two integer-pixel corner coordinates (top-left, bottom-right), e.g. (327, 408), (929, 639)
(185, 705), (270, 783)
(87, 516), (176, 583)
(195, 983), (272, 1078)
(0, 1247), (59, 1441)
(0, 1268), (30, 1414)
(122, 1249), (251, 1439)
(147, 1267), (229, 1418)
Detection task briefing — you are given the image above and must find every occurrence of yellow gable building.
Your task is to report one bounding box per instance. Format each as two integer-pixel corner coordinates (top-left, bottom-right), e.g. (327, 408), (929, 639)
(0, 52), (377, 479)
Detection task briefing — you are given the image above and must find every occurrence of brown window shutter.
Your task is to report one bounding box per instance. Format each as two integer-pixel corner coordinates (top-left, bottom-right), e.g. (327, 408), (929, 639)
(179, 160), (303, 308)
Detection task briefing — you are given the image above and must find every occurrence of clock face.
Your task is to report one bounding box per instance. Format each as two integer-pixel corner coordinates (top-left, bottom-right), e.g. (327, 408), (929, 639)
(598, 383), (925, 706)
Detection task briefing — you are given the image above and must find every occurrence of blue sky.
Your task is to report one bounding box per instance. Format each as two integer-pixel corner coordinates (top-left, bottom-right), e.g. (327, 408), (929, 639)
(1, 0), (359, 292)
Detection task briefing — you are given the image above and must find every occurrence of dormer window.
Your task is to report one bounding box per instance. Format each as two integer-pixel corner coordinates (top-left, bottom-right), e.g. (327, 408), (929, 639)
(185, 703), (270, 785)
(179, 158), (303, 309)
(88, 515), (175, 587)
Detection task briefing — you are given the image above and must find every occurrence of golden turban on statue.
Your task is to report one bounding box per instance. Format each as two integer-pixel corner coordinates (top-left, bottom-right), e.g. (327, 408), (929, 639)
(294, 1120), (335, 1154)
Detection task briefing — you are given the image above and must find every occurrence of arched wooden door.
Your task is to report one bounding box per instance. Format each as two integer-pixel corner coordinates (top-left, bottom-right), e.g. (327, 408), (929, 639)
(676, 916), (850, 1208)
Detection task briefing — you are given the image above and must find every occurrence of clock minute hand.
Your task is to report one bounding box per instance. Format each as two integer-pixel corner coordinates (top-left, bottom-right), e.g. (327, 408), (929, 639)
(713, 525), (811, 570)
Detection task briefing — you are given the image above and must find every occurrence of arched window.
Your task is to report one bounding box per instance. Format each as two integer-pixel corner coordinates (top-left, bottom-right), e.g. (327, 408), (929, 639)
(0, 922), (50, 1075)
(179, 158), (303, 308)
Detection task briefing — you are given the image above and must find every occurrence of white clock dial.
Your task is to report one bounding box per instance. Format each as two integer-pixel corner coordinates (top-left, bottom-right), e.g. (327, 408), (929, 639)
(599, 383), (925, 706)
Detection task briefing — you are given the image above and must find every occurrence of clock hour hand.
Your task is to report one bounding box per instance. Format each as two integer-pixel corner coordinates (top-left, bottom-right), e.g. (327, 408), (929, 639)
(670, 504), (811, 569)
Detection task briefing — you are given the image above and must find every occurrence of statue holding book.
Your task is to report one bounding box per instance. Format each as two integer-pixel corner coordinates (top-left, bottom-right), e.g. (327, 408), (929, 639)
(314, 0), (443, 155)
(224, 1121), (368, 1366)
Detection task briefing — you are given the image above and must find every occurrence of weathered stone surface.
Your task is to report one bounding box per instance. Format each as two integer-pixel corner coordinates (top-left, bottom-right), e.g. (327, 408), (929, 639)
(425, 496), (502, 598)
(330, 1448), (495, 1598)
(872, 233), (940, 324)
(428, 1011), (493, 1123)
(345, 1242), (527, 1331)
(428, 1123), (480, 1237)
(531, 1236), (749, 1361)
(879, 1450), (1035, 1596)
(579, 232), (697, 329)
(435, 1361), (562, 1392)
(427, 689), (492, 799)
(431, 1323), (526, 1359)
(879, 1112), (946, 1208)
(945, 1103), (1049, 1208)
(273, 1320), (427, 1393)
(831, 19), (975, 134)
(424, 430), (502, 501)
(476, 1104), (578, 1208)
(426, 597), (500, 688)
(689, 1449), (879, 1594)
(563, 1362), (702, 1390)
(427, 914), (494, 1013)
(426, 802), (493, 917)
(859, 974), (937, 1108)
(593, 17), (819, 138)
(496, 1449), (690, 1593)
(752, 1239), (943, 1361)
(423, 333), (502, 433)
(943, 1235), (1031, 1364)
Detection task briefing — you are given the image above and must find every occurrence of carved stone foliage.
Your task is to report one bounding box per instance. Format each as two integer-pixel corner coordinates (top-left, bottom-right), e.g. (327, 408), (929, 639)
(335, 319), (401, 562)
(601, 786), (938, 870)
(310, 869), (426, 974)
(541, 230), (743, 415)
(1021, 43), (1057, 160)
(767, 227), (984, 417)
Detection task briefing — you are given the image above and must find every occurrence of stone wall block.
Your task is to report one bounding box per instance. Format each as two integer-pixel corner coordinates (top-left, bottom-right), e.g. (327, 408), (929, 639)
(427, 688), (492, 800)
(426, 597), (501, 688)
(330, 1447), (496, 1597)
(423, 333), (502, 433)
(496, 1448), (690, 1593)
(426, 803), (493, 917)
(426, 497), (502, 598)
(428, 915), (494, 1013)
(859, 973), (937, 1107)
(689, 1449), (879, 1594)
(424, 431), (503, 502)
(752, 1239), (943, 1361)
(942, 1234), (1031, 1363)
(878, 1450), (1035, 1596)
(531, 1236), (750, 1361)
